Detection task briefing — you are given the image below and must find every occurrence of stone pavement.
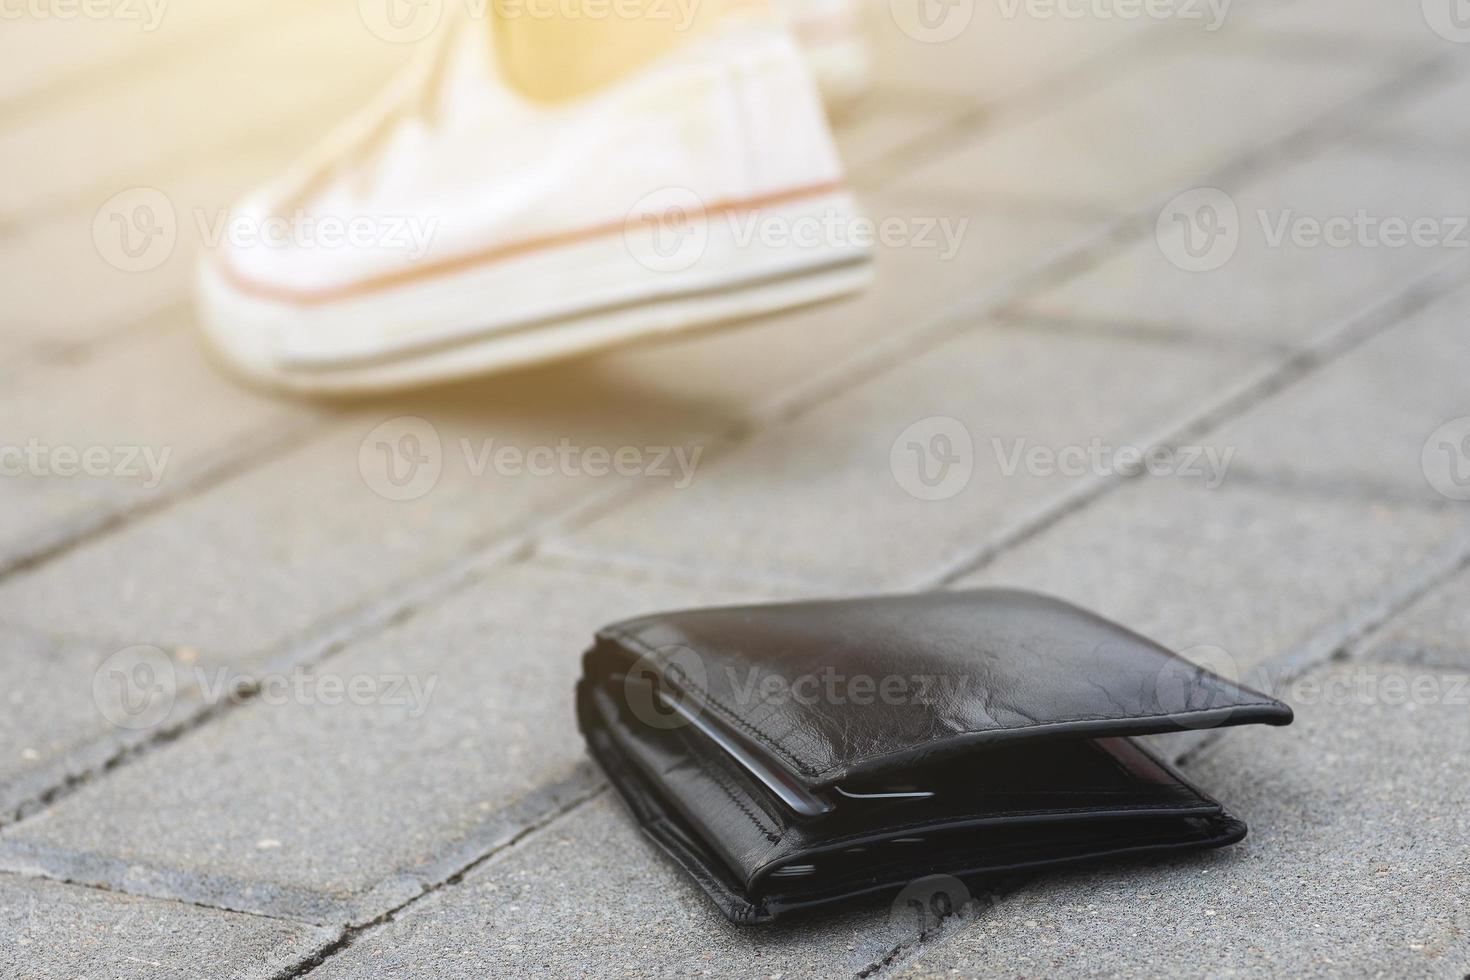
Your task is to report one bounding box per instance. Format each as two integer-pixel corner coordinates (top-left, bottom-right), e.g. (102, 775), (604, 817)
(1, 0), (1468, 976)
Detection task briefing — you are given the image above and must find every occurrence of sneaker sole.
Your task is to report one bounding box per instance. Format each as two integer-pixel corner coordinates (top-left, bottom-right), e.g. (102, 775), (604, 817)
(197, 190), (873, 395)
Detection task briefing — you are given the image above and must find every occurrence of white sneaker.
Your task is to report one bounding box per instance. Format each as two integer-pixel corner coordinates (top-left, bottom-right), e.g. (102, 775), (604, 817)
(779, 0), (874, 108)
(197, 14), (872, 394)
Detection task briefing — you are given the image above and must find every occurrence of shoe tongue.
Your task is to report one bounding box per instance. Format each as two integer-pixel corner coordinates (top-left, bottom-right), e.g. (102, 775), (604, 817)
(423, 17), (495, 117)
(332, 18), (506, 201)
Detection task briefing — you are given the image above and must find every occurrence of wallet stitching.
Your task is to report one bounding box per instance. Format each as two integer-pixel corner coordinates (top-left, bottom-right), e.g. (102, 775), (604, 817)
(607, 625), (1283, 782)
(605, 626), (826, 776)
(674, 724), (785, 844)
(646, 816), (767, 923)
(706, 765), (784, 844)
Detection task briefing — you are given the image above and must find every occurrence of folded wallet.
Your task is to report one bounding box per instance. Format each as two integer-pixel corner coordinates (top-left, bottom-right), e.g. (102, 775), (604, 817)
(576, 589), (1293, 924)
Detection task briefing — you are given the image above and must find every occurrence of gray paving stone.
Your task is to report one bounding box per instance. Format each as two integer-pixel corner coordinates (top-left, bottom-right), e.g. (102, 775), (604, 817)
(0, 563), (760, 925)
(1375, 66), (1470, 150)
(890, 46), (1385, 210)
(552, 324), (1262, 591)
(309, 793), (923, 980)
(0, 325), (314, 574)
(874, 0), (1168, 105)
(0, 872), (336, 980)
(592, 192), (1092, 419)
(1018, 142), (1470, 345)
(0, 626), (164, 821)
(0, 145), (302, 367)
(1207, 279), (1470, 503)
(1246, 0), (1466, 48)
(0, 0), (271, 112)
(0, 368), (729, 657)
(960, 478), (1468, 679)
(0, 3), (406, 224)
(0, 372), (729, 818)
(0, 9), (408, 368)
(834, 100), (969, 186)
(893, 659), (1470, 978)
(0, 194), (1082, 823)
(1360, 565), (1470, 668)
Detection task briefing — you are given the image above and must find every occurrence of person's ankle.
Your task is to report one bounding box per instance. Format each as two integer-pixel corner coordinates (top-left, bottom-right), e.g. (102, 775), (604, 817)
(490, 0), (722, 103)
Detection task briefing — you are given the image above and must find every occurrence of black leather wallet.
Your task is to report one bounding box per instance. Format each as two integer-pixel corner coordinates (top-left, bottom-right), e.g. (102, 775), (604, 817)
(576, 589), (1292, 924)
